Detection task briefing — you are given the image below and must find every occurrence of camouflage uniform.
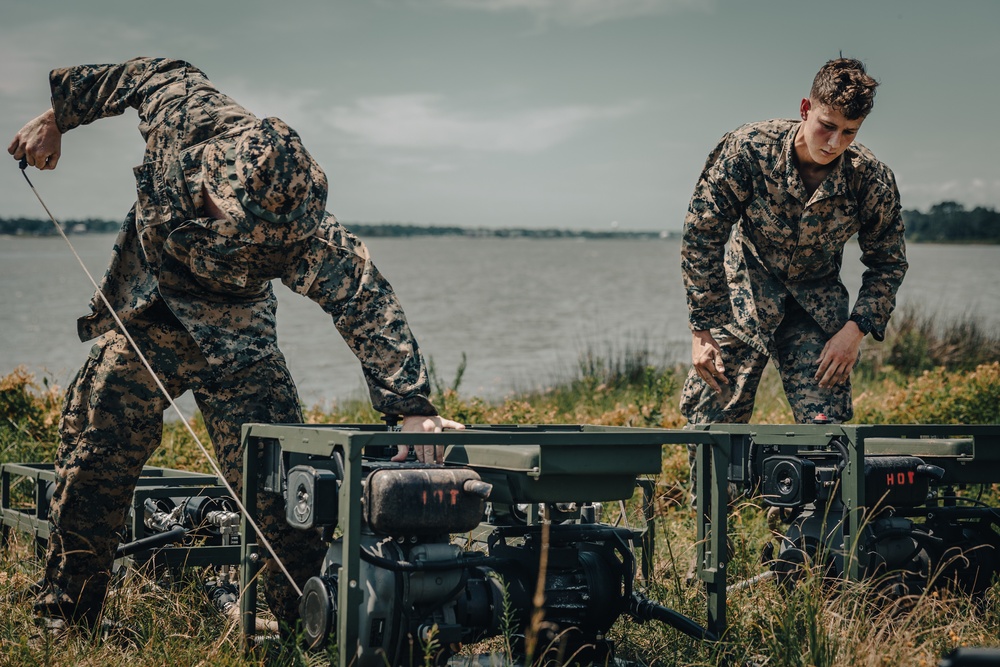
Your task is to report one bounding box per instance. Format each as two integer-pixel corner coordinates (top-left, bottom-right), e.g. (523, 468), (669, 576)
(37, 58), (437, 626)
(680, 118), (907, 425)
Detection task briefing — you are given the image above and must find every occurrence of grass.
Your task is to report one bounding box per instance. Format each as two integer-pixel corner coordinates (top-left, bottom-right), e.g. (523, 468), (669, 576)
(2, 309), (1000, 666)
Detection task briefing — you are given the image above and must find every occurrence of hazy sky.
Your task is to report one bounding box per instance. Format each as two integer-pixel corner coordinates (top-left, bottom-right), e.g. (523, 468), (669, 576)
(2, 0), (998, 231)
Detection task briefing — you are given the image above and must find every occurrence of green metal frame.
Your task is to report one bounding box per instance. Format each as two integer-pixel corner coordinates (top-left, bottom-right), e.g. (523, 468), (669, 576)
(237, 422), (700, 666)
(0, 462), (240, 569)
(691, 423), (1000, 639)
(12, 422), (992, 651)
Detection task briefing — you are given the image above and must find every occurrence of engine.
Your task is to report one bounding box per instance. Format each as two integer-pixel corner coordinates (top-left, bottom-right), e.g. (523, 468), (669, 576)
(285, 457), (711, 666)
(756, 443), (1000, 598)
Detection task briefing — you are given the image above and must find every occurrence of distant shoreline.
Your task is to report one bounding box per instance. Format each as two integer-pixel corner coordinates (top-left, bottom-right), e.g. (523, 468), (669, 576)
(4, 198), (999, 243)
(0, 219), (680, 241)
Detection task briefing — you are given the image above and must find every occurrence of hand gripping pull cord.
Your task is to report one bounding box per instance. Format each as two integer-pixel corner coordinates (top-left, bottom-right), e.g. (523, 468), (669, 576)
(17, 159), (303, 598)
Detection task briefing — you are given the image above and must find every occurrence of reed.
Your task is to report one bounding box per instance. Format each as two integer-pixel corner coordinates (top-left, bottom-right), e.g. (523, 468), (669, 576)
(857, 304), (1000, 379)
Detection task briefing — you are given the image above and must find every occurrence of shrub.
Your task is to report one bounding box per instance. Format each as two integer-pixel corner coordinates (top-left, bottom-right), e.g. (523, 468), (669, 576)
(854, 362), (1000, 424)
(0, 367), (62, 462)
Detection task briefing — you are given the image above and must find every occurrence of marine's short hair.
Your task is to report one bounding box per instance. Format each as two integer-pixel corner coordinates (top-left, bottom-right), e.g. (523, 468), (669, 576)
(810, 57), (879, 120)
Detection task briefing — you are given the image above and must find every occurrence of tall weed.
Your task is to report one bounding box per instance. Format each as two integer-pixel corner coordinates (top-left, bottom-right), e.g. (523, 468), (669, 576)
(858, 305), (1000, 379)
(0, 367), (61, 463)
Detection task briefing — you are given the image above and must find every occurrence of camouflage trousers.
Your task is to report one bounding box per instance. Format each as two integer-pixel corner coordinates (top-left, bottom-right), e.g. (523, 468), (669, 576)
(681, 303), (855, 501)
(37, 306), (325, 627)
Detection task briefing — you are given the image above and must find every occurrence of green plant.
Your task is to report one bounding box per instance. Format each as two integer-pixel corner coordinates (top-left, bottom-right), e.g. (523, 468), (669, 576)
(0, 367), (62, 458)
(854, 362), (1000, 424)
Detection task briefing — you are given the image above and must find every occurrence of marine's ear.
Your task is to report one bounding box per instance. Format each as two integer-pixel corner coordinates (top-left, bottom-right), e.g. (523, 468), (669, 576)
(800, 98), (811, 120)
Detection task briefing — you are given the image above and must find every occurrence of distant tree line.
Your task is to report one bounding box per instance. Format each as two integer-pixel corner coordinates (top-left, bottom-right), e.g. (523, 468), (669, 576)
(2, 201), (997, 242)
(348, 222), (668, 240)
(0, 217), (669, 240)
(901, 201), (1000, 243)
(0, 216), (120, 236)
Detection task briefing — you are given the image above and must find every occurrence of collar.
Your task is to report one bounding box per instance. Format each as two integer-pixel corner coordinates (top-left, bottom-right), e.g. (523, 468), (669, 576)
(773, 120), (852, 205)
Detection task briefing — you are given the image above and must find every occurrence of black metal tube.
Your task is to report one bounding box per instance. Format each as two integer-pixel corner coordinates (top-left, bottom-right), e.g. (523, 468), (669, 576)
(628, 593), (719, 642)
(116, 525), (187, 558)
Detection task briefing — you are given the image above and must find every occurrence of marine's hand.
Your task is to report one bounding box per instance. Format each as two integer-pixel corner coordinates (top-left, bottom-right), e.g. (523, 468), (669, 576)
(390, 415), (466, 464)
(815, 321), (864, 389)
(8, 109), (62, 170)
(692, 330), (728, 394)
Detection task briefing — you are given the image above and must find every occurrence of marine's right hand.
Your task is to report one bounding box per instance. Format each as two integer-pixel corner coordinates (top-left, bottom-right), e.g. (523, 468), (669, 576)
(390, 415), (466, 464)
(8, 108), (62, 170)
(691, 330), (728, 394)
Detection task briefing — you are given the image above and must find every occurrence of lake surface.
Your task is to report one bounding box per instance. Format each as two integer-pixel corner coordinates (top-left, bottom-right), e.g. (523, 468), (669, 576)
(2, 234), (998, 417)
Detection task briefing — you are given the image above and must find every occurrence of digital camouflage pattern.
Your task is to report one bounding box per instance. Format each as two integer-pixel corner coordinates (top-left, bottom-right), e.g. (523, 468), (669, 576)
(680, 118), (907, 425)
(199, 116), (328, 245)
(680, 299), (854, 425)
(50, 57), (435, 416)
(37, 57), (436, 624)
(41, 311), (325, 625)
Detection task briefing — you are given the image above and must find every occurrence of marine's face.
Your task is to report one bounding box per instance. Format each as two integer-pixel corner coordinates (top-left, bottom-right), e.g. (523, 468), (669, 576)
(796, 98), (865, 166)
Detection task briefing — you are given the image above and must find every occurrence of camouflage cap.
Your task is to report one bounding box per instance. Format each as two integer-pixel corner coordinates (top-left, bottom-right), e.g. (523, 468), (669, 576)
(201, 117), (327, 245)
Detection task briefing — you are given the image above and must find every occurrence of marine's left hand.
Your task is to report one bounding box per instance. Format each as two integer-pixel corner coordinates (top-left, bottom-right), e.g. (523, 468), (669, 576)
(390, 415), (466, 463)
(815, 321), (865, 389)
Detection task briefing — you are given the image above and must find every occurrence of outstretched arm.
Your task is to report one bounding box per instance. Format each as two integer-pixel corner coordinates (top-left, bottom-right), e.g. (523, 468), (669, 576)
(285, 218), (466, 459)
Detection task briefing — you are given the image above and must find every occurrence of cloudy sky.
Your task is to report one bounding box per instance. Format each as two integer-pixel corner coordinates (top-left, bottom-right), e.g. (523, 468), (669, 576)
(2, 0), (998, 231)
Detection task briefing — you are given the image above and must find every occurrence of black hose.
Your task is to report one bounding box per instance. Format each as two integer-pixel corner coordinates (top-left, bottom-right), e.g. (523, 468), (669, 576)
(628, 593), (719, 642)
(116, 525), (187, 558)
(830, 437), (851, 537)
(830, 437), (850, 476)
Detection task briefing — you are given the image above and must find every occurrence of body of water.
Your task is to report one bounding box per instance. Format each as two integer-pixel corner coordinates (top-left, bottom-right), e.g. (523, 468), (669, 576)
(3, 233), (998, 417)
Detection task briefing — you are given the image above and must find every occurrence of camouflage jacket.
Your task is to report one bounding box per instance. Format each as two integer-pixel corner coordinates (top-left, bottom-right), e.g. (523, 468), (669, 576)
(49, 57), (436, 415)
(681, 118), (907, 354)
